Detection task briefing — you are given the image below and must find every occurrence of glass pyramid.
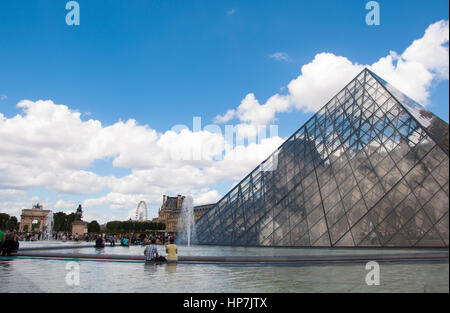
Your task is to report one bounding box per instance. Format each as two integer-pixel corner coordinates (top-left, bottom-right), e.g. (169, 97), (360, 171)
(193, 68), (449, 247)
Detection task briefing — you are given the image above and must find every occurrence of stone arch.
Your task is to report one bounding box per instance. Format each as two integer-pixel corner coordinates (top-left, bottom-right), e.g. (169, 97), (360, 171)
(19, 207), (52, 233)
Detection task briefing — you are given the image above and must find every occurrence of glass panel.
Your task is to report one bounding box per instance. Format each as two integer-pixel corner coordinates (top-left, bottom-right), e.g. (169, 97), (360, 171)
(309, 217), (328, 244)
(422, 189), (448, 224)
(192, 69), (449, 248)
(326, 201), (346, 228)
(329, 214), (350, 245)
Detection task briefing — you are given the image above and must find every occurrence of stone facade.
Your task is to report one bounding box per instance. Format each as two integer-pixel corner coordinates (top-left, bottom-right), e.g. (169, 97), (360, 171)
(19, 205), (52, 233)
(157, 195), (214, 234)
(72, 221), (88, 237)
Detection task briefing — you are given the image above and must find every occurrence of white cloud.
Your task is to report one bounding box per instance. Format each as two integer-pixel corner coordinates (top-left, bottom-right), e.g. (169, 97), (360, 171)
(214, 109), (235, 123)
(288, 53), (364, 112)
(54, 199), (77, 210)
(0, 189), (26, 200)
(0, 98), (284, 220)
(192, 189), (222, 206)
(401, 20), (449, 80)
(370, 20), (449, 105)
(216, 19), (449, 125)
(0, 95), (7, 101)
(269, 52), (291, 62)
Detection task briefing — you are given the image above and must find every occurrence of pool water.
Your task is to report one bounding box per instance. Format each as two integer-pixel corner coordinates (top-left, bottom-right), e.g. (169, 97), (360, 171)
(0, 241), (448, 293)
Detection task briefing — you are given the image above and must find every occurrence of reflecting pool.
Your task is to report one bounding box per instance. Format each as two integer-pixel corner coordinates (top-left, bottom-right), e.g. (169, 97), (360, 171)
(0, 241), (448, 293)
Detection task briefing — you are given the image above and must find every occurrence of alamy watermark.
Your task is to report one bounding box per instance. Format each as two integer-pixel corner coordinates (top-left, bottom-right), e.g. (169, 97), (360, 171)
(65, 1), (80, 26)
(365, 261), (380, 286)
(65, 261), (80, 286)
(167, 117), (280, 170)
(365, 1), (380, 26)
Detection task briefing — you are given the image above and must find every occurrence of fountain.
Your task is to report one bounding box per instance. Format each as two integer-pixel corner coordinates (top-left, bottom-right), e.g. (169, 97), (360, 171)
(43, 211), (53, 240)
(178, 195), (195, 247)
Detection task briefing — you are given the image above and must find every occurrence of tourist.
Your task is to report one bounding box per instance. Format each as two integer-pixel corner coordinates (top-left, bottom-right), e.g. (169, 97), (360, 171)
(165, 236), (178, 263)
(144, 238), (159, 262)
(95, 235), (105, 248)
(121, 236), (129, 246)
(109, 234), (115, 246)
(1, 228), (18, 256)
(0, 228), (4, 252)
(139, 233), (146, 243)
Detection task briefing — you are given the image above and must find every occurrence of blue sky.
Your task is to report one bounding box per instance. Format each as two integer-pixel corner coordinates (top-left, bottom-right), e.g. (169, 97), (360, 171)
(0, 0), (448, 223)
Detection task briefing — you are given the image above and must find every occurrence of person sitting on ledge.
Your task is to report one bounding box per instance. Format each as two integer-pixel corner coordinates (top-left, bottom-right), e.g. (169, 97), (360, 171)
(144, 238), (158, 262)
(165, 236), (178, 263)
(144, 238), (166, 263)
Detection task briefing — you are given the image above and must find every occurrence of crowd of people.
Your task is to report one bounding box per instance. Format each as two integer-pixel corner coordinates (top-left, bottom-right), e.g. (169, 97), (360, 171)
(14, 231), (169, 244)
(0, 229), (178, 262)
(0, 228), (19, 256)
(91, 233), (169, 247)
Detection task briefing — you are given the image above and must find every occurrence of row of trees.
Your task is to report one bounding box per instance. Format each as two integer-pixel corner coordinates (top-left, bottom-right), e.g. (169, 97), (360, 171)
(1, 211), (164, 234)
(53, 211), (100, 233)
(106, 220), (165, 233)
(0, 213), (19, 231)
(53, 212), (76, 232)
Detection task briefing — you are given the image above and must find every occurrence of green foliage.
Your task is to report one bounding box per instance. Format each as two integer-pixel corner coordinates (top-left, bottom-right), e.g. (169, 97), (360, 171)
(52, 211), (76, 232)
(88, 220), (100, 233)
(8, 216), (19, 231)
(0, 213), (9, 230)
(106, 220), (165, 233)
(0, 213), (19, 231)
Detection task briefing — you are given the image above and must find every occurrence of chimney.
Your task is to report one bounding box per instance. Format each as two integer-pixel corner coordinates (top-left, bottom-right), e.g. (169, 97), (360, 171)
(177, 195), (182, 209)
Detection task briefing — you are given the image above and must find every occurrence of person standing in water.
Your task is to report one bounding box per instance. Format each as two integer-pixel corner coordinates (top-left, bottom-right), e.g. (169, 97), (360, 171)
(165, 237), (178, 262)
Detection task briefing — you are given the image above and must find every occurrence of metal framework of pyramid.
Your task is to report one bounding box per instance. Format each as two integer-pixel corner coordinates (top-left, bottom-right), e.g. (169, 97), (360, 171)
(194, 68), (449, 247)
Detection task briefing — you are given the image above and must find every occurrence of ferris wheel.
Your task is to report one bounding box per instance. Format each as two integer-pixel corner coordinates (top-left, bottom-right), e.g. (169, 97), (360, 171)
(135, 201), (148, 221)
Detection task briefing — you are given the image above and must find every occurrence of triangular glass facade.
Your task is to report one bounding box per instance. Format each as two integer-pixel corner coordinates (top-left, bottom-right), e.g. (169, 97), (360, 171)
(194, 69), (449, 247)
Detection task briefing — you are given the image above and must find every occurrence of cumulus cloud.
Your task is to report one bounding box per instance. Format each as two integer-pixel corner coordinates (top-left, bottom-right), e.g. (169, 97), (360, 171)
(371, 20), (449, 105)
(54, 199), (77, 210)
(0, 98), (283, 220)
(214, 109), (235, 123)
(216, 20), (449, 127)
(288, 53), (364, 112)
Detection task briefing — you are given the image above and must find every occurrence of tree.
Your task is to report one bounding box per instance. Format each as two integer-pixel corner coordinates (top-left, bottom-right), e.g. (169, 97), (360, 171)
(0, 214), (19, 231)
(52, 211), (78, 232)
(0, 213), (9, 230)
(53, 212), (68, 232)
(105, 220), (166, 233)
(8, 216), (19, 231)
(88, 220), (100, 233)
